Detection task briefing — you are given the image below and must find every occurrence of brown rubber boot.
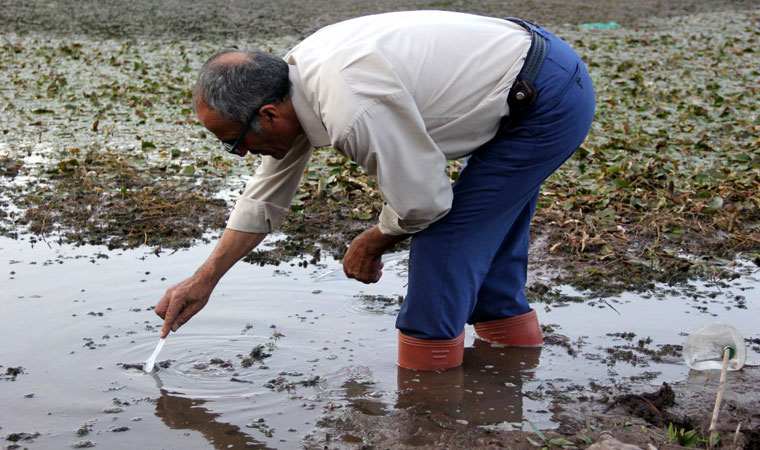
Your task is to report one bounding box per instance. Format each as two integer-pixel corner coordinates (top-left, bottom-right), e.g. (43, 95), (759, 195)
(473, 309), (543, 346)
(397, 330), (465, 371)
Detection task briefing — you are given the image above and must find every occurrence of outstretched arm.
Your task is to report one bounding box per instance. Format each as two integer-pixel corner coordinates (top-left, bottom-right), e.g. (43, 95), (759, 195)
(155, 228), (266, 338)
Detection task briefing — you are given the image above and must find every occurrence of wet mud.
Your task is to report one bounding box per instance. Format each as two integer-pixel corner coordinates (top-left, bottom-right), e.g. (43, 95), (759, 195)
(558, 369), (760, 450)
(305, 363), (760, 450)
(607, 383), (677, 428)
(2, 0), (758, 41)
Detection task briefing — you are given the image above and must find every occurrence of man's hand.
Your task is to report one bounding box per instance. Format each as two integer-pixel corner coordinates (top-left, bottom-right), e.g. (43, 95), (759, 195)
(343, 225), (409, 284)
(343, 239), (384, 283)
(155, 274), (214, 338)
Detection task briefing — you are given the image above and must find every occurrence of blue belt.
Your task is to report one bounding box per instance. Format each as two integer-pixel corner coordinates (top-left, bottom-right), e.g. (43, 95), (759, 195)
(505, 18), (548, 117)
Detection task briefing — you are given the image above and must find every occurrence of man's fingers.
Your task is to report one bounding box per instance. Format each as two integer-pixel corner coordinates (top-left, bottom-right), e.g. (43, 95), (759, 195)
(365, 261), (383, 283)
(345, 260), (384, 283)
(160, 299), (184, 339)
(172, 305), (199, 333)
(160, 318), (173, 339)
(155, 292), (170, 319)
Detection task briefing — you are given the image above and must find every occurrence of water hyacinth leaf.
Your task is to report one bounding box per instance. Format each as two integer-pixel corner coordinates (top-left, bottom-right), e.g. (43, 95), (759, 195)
(348, 210), (373, 220)
(525, 437), (543, 447)
(693, 173), (710, 184)
(702, 197), (724, 214)
(732, 154), (750, 163)
(605, 165), (622, 175)
(141, 141), (156, 149)
(182, 166), (195, 175)
(670, 226), (685, 235)
(549, 437), (575, 446)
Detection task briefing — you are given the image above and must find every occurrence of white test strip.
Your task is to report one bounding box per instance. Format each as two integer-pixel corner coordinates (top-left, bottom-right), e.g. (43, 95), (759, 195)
(143, 338), (166, 373)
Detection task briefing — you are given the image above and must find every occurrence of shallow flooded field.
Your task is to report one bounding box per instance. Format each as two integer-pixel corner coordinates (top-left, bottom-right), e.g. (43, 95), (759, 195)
(1, 235), (757, 449)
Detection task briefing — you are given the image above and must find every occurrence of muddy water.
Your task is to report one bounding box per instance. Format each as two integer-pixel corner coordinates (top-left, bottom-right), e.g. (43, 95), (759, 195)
(1, 236), (758, 449)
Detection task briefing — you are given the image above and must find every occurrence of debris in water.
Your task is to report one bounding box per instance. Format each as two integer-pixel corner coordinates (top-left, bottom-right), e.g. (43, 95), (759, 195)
(1, 366), (26, 381)
(240, 344), (272, 367)
(6, 432), (41, 442)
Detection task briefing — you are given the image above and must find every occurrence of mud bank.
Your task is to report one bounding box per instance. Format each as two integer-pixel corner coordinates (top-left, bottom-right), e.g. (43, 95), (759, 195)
(302, 366), (760, 450)
(2, 0), (758, 41)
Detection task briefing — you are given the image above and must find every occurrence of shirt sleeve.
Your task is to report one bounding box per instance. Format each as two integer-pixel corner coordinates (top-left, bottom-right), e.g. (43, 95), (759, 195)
(226, 135), (313, 233)
(340, 92), (453, 236)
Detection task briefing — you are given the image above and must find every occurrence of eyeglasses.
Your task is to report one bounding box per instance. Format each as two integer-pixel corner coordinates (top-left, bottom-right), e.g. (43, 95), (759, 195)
(221, 98), (278, 157)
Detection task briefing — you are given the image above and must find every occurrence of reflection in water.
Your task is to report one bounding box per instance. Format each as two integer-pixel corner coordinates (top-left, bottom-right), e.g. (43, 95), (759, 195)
(396, 340), (542, 425)
(343, 379), (389, 417)
(155, 389), (275, 450)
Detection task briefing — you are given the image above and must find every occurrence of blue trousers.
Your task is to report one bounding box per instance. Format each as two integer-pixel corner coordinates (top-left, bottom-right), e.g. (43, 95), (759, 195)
(396, 27), (595, 339)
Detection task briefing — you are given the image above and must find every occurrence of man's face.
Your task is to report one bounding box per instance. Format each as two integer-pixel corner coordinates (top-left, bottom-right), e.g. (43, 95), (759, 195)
(196, 100), (298, 160)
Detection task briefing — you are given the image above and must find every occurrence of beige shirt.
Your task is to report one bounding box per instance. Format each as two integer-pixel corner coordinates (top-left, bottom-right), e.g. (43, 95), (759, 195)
(226, 10), (531, 236)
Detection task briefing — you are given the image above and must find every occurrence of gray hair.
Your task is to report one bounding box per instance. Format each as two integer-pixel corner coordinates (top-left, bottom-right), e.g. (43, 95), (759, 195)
(193, 49), (290, 134)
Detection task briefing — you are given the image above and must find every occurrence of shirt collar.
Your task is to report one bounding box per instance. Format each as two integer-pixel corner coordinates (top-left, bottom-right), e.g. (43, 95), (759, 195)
(289, 65), (331, 148)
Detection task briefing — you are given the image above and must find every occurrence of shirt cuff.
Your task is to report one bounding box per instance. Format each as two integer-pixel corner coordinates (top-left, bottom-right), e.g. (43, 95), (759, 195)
(226, 197), (290, 234)
(378, 203), (433, 236)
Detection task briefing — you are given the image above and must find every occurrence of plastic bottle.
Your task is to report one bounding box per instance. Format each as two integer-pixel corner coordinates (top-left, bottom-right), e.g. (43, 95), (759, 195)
(683, 323), (746, 371)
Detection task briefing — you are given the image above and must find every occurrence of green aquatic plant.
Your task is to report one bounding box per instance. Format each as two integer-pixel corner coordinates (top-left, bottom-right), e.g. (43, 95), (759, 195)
(667, 422), (700, 448)
(526, 421), (579, 449)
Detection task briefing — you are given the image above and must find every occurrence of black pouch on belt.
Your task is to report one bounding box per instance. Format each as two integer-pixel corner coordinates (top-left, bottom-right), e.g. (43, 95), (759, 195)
(504, 17), (546, 124)
(507, 78), (537, 120)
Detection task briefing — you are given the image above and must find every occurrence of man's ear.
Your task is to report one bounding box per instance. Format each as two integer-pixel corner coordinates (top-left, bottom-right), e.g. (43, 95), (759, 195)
(259, 103), (280, 124)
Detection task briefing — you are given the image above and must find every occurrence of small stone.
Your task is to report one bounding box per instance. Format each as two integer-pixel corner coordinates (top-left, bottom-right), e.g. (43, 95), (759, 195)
(586, 435), (643, 450)
(72, 440), (97, 448)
